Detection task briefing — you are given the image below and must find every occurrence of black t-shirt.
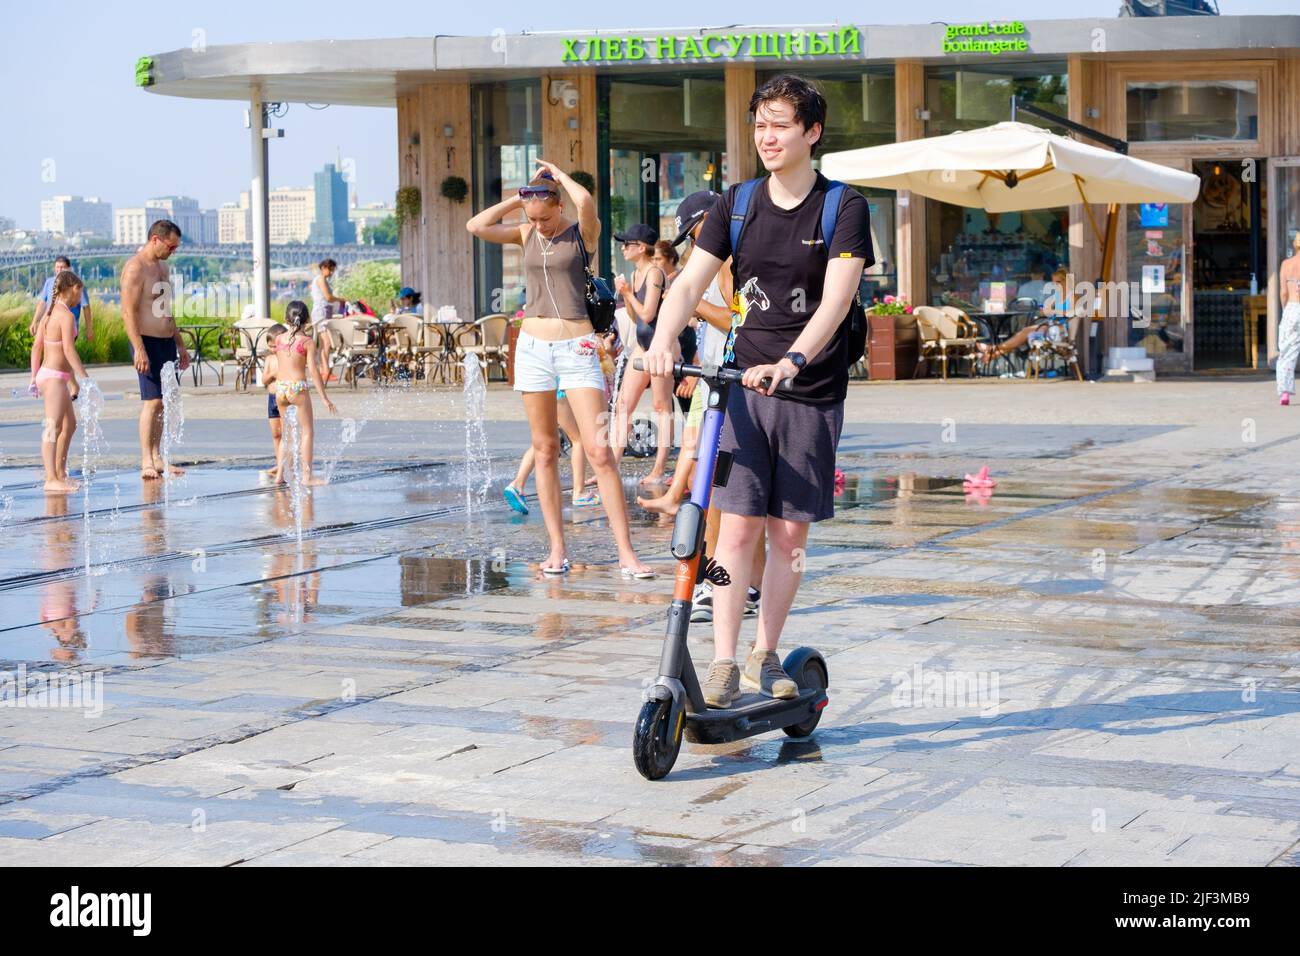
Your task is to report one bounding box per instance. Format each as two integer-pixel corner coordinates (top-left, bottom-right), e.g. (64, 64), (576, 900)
(695, 172), (874, 405)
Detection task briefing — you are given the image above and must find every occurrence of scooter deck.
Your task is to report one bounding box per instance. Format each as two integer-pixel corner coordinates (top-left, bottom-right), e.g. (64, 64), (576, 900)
(684, 688), (828, 744)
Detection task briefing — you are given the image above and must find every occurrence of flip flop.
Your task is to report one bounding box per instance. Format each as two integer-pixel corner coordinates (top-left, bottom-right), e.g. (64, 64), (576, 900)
(541, 559), (571, 576)
(571, 492), (601, 507)
(962, 465), (996, 489)
(621, 566), (657, 580)
(503, 485), (529, 515)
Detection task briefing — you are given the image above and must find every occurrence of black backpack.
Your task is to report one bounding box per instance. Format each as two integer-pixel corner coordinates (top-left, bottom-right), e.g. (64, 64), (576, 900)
(729, 177), (868, 371)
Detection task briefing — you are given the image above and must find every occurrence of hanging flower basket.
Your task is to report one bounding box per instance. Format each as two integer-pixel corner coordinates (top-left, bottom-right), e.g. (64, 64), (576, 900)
(570, 170), (595, 194)
(394, 186), (421, 227)
(440, 175), (469, 203)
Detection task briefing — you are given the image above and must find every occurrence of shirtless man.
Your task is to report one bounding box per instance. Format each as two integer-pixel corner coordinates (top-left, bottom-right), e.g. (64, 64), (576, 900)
(121, 219), (190, 479)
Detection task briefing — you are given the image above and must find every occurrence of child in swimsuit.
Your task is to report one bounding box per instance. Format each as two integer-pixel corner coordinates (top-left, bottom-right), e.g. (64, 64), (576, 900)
(35, 271), (93, 494)
(262, 323), (287, 480)
(271, 301), (336, 485)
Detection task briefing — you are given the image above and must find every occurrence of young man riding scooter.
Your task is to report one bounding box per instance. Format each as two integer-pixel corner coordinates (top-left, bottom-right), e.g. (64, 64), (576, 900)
(642, 73), (873, 707)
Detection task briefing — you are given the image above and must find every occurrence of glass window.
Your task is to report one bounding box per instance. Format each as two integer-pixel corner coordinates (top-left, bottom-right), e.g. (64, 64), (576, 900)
(601, 73), (726, 279)
(758, 67), (896, 153)
(471, 80), (541, 316)
(926, 202), (1068, 312)
(1127, 80), (1258, 142)
(1128, 199), (1186, 357)
(1280, 165), (1300, 280)
(757, 68), (898, 298)
(926, 61), (1068, 135)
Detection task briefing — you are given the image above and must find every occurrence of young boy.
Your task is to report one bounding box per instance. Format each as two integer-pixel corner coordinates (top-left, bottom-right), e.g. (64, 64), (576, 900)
(262, 323), (287, 480)
(642, 74), (873, 706)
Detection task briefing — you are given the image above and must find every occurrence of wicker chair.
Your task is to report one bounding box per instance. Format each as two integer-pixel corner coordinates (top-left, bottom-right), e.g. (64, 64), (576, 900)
(470, 314), (510, 382)
(914, 306), (976, 379)
(912, 308), (943, 378)
(1027, 317), (1084, 381)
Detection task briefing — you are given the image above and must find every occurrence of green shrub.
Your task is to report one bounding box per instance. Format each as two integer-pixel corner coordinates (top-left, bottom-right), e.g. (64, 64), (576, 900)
(334, 261), (401, 312)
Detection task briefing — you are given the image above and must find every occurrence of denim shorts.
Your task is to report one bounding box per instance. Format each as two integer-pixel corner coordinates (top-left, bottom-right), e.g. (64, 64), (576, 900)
(512, 332), (607, 393)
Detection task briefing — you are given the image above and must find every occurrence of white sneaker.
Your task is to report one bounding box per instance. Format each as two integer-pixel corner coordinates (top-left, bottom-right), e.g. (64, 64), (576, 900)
(690, 580), (713, 623)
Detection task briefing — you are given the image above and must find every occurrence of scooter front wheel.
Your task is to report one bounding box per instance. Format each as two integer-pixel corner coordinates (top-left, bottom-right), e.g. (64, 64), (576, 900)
(633, 698), (682, 780)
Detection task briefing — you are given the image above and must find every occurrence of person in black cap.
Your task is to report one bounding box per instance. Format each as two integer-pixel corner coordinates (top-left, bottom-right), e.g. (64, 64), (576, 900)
(611, 222), (675, 485)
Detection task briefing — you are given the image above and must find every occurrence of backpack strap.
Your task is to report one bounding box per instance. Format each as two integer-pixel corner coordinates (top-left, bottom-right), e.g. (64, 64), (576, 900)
(728, 178), (764, 258)
(821, 180), (847, 252)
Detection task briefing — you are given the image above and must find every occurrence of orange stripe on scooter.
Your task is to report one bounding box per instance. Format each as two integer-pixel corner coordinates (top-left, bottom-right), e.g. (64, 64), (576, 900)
(673, 557), (698, 602)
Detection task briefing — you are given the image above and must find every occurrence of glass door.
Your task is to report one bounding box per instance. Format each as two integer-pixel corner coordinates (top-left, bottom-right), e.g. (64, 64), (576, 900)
(1191, 158), (1266, 369)
(601, 74), (726, 279)
(1269, 159), (1300, 363)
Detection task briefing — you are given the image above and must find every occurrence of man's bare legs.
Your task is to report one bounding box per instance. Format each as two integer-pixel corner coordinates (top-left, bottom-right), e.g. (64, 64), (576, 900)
(709, 512), (765, 661)
(139, 399), (163, 479)
(753, 517), (808, 653)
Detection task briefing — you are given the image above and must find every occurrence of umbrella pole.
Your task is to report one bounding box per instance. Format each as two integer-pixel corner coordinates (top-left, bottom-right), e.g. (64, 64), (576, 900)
(1090, 203), (1120, 378)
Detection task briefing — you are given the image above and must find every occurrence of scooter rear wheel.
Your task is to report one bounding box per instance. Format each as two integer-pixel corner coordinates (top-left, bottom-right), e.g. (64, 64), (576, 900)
(783, 655), (828, 738)
(633, 698), (682, 780)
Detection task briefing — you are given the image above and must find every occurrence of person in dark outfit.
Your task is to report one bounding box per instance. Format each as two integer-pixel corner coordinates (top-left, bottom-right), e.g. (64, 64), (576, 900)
(642, 74), (873, 707)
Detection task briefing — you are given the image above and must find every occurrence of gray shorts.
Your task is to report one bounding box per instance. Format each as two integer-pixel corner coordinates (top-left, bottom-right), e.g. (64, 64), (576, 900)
(713, 386), (843, 523)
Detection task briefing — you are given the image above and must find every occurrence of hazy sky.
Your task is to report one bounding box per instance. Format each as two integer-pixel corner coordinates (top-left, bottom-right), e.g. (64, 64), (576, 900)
(0, 1), (1287, 227)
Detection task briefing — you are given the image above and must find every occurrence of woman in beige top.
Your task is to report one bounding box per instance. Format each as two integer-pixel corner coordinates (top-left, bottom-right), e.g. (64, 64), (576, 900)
(467, 160), (653, 577)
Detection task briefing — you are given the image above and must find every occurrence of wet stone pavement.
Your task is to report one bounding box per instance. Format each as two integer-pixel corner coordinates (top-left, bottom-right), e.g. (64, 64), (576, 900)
(2, 381), (1300, 866)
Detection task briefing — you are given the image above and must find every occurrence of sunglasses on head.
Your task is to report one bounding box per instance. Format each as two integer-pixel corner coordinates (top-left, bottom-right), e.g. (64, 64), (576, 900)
(518, 185), (557, 199)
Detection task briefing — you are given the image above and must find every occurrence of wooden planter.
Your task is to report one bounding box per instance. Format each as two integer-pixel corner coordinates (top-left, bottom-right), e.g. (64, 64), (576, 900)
(868, 313), (919, 380)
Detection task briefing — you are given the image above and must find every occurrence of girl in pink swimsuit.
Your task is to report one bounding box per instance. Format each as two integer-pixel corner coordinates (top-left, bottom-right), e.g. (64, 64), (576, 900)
(271, 300), (336, 485)
(36, 271), (92, 494)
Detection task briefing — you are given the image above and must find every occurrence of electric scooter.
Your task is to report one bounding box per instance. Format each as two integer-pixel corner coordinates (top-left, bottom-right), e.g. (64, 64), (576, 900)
(631, 360), (829, 781)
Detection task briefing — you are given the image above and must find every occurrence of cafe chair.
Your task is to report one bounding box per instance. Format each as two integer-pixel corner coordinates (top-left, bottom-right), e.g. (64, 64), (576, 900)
(912, 308), (944, 379)
(229, 316), (276, 392)
(1028, 318), (1085, 382)
(386, 313), (431, 381)
(916, 306), (977, 379)
(473, 314), (510, 382)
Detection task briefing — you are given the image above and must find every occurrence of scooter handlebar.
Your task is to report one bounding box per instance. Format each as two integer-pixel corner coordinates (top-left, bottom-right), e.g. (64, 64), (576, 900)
(632, 359), (794, 392)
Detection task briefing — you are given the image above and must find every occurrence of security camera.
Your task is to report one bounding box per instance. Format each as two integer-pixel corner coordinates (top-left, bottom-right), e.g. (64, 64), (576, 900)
(549, 80), (578, 109)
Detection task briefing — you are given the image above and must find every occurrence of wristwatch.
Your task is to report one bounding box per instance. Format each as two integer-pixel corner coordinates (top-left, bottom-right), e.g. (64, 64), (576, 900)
(782, 351), (807, 371)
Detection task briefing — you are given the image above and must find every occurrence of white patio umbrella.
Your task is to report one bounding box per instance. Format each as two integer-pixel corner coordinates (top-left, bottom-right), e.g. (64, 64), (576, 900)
(820, 121), (1200, 215)
(821, 121), (1201, 371)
